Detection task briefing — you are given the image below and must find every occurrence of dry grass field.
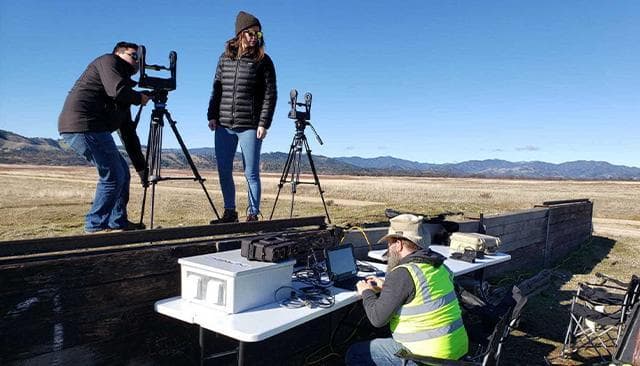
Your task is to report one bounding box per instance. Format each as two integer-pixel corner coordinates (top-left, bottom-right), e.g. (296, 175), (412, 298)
(1, 164), (639, 239)
(1, 164), (639, 365)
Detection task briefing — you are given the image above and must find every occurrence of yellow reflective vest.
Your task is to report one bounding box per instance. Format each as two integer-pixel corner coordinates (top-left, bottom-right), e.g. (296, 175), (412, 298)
(389, 262), (469, 359)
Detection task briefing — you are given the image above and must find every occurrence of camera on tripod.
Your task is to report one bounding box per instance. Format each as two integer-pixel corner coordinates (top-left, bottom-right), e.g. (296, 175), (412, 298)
(135, 45), (221, 228)
(137, 45), (177, 98)
(270, 88), (331, 223)
(288, 89), (312, 122)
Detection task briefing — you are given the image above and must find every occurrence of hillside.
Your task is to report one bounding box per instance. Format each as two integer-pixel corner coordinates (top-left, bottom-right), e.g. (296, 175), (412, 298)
(1, 129), (639, 180)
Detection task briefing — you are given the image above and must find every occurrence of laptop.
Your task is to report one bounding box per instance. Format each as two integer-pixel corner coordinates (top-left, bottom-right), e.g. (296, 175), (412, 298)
(325, 244), (368, 291)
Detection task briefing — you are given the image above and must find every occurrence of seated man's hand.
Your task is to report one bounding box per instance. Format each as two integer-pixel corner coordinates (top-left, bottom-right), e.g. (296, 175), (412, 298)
(356, 280), (372, 295)
(366, 276), (384, 292)
(357, 277), (383, 295)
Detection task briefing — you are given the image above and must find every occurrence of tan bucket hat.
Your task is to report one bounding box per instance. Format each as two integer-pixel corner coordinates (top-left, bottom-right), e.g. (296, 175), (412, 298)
(378, 214), (430, 249)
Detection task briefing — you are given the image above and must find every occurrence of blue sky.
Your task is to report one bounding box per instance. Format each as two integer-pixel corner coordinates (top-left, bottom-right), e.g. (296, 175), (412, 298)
(1, 1), (638, 167)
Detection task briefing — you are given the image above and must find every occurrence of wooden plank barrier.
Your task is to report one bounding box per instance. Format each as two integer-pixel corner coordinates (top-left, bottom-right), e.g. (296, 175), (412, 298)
(1, 200), (594, 365)
(0, 218), (333, 365)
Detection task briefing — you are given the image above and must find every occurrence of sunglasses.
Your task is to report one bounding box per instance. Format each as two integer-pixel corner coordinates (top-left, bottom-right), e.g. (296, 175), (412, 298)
(125, 52), (139, 61)
(244, 30), (263, 39)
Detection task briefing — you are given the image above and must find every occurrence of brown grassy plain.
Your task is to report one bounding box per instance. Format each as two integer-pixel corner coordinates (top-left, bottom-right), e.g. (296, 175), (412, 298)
(1, 164), (639, 240)
(1, 164), (639, 365)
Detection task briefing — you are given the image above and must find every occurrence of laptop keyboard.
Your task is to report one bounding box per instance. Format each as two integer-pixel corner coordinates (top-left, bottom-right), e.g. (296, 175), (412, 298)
(333, 275), (366, 291)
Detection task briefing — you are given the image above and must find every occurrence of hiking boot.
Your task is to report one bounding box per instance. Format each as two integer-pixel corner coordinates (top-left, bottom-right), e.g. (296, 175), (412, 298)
(246, 213), (259, 222)
(210, 209), (238, 224)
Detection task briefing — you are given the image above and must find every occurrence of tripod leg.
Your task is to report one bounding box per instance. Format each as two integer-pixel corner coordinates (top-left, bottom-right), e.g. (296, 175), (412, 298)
(290, 145), (303, 218)
(269, 135), (298, 220)
(150, 183), (156, 229)
(139, 118), (155, 225)
(145, 116), (164, 229)
(139, 186), (148, 225)
(164, 111), (220, 220)
(302, 137), (331, 223)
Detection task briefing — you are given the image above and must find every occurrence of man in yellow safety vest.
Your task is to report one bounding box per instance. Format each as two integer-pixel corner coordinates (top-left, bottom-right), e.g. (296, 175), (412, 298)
(345, 214), (468, 365)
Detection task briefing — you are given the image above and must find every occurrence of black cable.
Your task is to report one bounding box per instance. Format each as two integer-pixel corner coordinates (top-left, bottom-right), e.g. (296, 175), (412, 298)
(274, 280), (335, 309)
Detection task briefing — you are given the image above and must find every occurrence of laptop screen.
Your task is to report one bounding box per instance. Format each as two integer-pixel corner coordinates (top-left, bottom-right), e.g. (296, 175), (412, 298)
(326, 244), (358, 280)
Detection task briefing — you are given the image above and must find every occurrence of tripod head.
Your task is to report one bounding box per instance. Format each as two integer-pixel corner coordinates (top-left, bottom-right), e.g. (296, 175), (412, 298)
(142, 89), (169, 107)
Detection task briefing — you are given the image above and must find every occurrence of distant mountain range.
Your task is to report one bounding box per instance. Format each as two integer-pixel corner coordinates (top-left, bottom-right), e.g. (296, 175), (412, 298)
(1, 129), (639, 180)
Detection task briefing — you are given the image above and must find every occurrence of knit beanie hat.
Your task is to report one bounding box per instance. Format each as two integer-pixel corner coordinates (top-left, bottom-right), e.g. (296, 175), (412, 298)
(235, 11), (261, 35)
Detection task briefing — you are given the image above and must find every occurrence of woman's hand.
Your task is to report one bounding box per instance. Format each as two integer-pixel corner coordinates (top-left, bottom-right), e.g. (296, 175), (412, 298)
(257, 126), (267, 140)
(208, 119), (218, 131)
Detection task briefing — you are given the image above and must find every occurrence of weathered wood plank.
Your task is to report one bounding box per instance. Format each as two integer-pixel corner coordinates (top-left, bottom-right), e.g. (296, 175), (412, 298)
(548, 236), (591, 253)
(496, 227), (549, 252)
(546, 202), (592, 217)
(4, 314), (198, 365)
(2, 273), (179, 327)
(548, 222), (592, 243)
(0, 242), (212, 295)
(0, 230), (334, 295)
(485, 217), (548, 237)
(548, 234), (592, 264)
(483, 208), (548, 227)
(541, 198), (591, 206)
(3, 300), (166, 360)
(484, 240), (546, 278)
(548, 210), (593, 226)
(0, 216), (327, 257)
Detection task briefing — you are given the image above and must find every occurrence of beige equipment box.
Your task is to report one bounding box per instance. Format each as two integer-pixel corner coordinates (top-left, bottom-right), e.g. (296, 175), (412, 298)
(449, 232), (501, 254)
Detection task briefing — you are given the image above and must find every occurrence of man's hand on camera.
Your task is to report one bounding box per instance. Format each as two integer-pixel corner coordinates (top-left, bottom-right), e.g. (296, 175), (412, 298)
(140, 93), (150, 106)
(257, 126), (267, 140)
(208, 119), (218, 131)
(137, 168), (149, 187)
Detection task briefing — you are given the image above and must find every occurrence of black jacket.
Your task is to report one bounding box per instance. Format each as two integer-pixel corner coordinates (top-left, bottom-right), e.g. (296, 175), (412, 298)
(361, 249), (447, 327)
(58, 54), (146, 171)
(207, 53), (277, 129)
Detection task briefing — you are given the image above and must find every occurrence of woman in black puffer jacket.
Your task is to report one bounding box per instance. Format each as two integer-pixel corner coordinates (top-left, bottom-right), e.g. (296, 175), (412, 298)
(208, 11), (277, 222)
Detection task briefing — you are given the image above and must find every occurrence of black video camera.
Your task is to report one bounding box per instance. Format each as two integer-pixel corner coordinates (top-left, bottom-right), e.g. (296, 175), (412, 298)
(137, 45), (177, 92)
(288, 89), (312, 121)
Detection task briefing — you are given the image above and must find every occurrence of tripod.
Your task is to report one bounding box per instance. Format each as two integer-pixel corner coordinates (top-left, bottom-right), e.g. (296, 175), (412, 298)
(139, 90), (220, 228)
(269, 119), (331, 223)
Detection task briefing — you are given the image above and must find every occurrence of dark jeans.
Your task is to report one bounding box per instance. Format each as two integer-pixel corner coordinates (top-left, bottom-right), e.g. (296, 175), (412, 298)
(345, 338), (418, 366)
(214, 127), (262, 215)
(61, 132), (130, 232)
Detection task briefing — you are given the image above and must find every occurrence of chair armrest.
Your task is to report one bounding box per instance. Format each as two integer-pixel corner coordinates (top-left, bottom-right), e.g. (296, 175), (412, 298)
(394, 348), (476, 366)
(595, 272), (629, 288)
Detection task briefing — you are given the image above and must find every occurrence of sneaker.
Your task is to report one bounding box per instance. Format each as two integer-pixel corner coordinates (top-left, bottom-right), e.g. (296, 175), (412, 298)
(246, 214), (259, 222)
(84, 228), (123, 234)
(210, 209), (238, 224)
(110, 221), (146, 231)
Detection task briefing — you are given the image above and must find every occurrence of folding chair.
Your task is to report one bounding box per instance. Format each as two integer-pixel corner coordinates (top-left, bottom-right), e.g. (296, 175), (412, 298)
(495, 286), (528, 360)
(562, 274), (640, 361)
(613, 302), (640, 365)
(395, 285), (527, 366)
(395, 307), (513, 366)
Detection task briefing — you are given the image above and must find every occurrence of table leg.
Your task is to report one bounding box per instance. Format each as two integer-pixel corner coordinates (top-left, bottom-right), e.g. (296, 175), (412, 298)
(199, 326), (205, 366)
(237, 341), (246, 366)
(474, 269), (489, 301)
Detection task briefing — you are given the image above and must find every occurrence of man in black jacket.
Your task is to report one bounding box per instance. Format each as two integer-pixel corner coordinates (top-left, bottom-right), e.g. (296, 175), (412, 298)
(58, 41), (149, 233)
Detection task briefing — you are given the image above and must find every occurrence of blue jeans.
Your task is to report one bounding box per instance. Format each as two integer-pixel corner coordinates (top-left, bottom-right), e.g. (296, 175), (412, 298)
(215, 127), (262, 215)
(61, 132), (131, 232)
(345, 338), (418, 366)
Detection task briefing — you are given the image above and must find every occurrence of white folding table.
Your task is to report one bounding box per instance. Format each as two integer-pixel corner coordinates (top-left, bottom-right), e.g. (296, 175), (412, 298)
(368, 245), (511, 278)
(156, 247), (510, 365)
